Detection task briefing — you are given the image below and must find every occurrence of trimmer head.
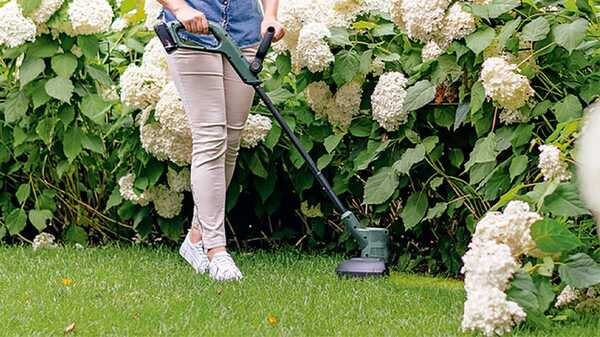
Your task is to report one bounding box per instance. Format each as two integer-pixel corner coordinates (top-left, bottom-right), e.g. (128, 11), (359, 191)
(336, 258), (388, 277)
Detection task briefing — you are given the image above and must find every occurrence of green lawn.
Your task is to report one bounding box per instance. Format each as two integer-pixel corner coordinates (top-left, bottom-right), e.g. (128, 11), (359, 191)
(1, 245), (599, 337)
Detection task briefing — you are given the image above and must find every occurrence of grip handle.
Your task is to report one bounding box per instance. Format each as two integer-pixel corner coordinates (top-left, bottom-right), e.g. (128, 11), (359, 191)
(250, 26), (275, 74)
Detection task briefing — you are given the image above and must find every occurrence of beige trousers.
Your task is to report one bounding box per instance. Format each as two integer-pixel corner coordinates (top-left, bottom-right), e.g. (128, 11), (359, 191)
(166, 46), (257, 250)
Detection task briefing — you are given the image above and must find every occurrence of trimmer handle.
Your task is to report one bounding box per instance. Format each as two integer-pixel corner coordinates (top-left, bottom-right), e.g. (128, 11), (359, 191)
(153, 20), (262, 85)
(250, 26), (275, 74)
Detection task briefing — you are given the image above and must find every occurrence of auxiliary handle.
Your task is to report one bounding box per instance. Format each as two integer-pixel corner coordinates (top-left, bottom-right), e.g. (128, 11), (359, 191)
(250, 26), (275, 74)
(154, 20), (262, 85)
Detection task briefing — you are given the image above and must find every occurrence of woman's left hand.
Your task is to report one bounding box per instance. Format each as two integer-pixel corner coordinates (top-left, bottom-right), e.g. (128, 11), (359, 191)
(261, 18), (285, 42)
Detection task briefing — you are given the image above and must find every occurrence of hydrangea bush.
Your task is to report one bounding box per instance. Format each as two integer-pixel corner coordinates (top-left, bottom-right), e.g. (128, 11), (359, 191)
(1, 0), (600, 334)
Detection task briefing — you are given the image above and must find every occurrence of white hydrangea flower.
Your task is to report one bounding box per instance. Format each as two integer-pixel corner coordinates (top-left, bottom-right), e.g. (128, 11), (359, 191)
(150, 184), (183, 219)
(371, 72), (409, 131)
(139, 120), (192, 166)
(499, 109), (529, 124)
(120, 63), (168, 110)
(240, 114), (272, 149)
(167, 167), (191, 193)
(325, 98), (353, 132)
(473, 201), (542, 256)
(155, 82), (191, 135)
(305, 81), (333, 118)
(555, 285), (579, 308)
(0, 1), (37, 48)
(111, 17), (128, 32)
(67, 0), (113, 35)
(370, 57), (385, 76)
(577, 100), (600, 221)
(480, 56), (535, 111)
(118, 173), (153, 206)
(462, 286), (527, 337)
(142, 36), (168, 72)
(422, 40), (445, 61)
(144, 0), (163, 31)
(294, 22), (334, 73)
(33, 232), (59, 251)
(538, 144), (571, 182)
(390, 0), (450, 43)
(28, 0), (64, 24)
(362, 0), (392, 14)
(335, 81), (363, 116)
(441, 2), (476, 42)
(461, 240), (518, 292)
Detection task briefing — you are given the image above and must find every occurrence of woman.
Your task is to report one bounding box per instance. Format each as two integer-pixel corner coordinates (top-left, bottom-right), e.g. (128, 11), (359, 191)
(156, 0), (285, 281)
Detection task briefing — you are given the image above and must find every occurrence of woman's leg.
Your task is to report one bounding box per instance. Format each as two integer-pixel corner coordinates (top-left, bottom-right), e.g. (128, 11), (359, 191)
(165, 49), (229, 252)
(223, 46), (259, 186)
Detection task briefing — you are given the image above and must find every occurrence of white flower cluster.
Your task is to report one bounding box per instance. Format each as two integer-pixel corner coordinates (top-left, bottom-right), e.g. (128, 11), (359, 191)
(143, 37), (169, 74)
(144, 0), (163, 31)
(305, 80), (363, 131)
(0, 1), (37, 48)
(276, 0), (390, 73)
(149, 184), (184, 219)
(370, 57), (386, 76)
(461, 201), (543, 336)
(390, 0), (476, 60)
(462, 286), (527, 337)
(371, 72), (409, 131)
(120, 63), (168, 110)
(139, 117), (193, 166)
(538, 144), (571, 182)
(118, 173), (152, 206)
(240, 114), (273, 149)
(480, 57), (534, 114)
(555, 285), (579, 308)
(30, 0), (64, 24)
(167, 167), (191, 193)
(67, 0), (113, 35)
(155, 82), (191, 135)
(33, 232), (58, 251)
(577, 100), (600, 221)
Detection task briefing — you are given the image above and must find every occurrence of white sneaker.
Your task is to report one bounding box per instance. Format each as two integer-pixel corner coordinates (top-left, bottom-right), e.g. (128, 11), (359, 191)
(179, 231), (209, 273)
(208, 251), (243, 281)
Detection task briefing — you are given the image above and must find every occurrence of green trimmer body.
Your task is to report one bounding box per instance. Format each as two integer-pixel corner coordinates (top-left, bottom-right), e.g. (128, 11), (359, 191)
(154, 21), (390, 277)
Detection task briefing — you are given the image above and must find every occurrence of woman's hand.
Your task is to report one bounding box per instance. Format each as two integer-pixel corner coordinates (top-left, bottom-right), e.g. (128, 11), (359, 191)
(173, 5), (208, 34)
(261, 17), (285, 42)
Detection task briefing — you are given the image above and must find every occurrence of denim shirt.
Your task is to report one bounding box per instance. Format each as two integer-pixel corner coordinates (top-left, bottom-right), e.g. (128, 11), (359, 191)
(160, 0), (264, 49)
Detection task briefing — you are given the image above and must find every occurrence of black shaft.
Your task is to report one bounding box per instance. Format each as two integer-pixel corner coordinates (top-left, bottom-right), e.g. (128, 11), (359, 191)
(253, 85), (349, 215)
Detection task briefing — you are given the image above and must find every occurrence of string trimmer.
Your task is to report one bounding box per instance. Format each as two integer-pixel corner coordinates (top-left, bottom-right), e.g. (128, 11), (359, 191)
(154, 21), (390, 277)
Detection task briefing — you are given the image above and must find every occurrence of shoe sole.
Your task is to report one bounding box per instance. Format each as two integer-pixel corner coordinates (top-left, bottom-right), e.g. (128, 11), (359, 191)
(179, 241), (208, 273)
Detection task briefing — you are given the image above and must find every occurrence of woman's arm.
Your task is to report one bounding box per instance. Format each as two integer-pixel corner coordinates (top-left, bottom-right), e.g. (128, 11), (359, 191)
(260, 0), (285, 41)
(157, 0), (208, 34)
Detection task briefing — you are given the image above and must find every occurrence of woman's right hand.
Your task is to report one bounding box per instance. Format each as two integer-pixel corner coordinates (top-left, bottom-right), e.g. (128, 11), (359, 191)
(173, 5), (208, 34)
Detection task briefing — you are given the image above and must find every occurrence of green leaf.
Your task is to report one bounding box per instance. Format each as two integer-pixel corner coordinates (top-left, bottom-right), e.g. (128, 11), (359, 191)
(509, 155), (528, 180)
(349, 118), (372, 137)
(464, 133), (499, 171)
(522, 17), (550, 42)
(80, 94), (110, 125)
(19, 58), (45, 88)
(363, 167), (399, 205)
(552, 19), (589, 53)
(328, 28), (352, 46)
(36, 117), (57, 145)
(51, 53), (78, 78)
(454, 101), (470, 130)
(401, 191), (429, 229)
(31, 79), (51, 109)
(552, 95), (583, 123)
(531, 218), (583, 254)
(317, 153), (334, 170)
(63, 126), (83, 162)
(465, 26), (496, 55)
(496, 18), (521, 50)
(324, 134), (344, 153)
(6, 208), (27, 235)
(77, 35), (99, 59)
(404, 80), (436, 112)
(105, 188), (123, 211)
(16, 184), (30, 205)
(28, 209), (53, 231)
(19, 0), (41, 14)
(544, 183), (590, 217)
(63, 224), (88, 244)
(332, 50), (360, 86)
(559, 253), (600, 288)
(81, 133), (105, 154)
(372, 23), (396, 37)
(27, 35), (59, 58)
(4, 91), (29, 123)
(275, 54), (291, 76)
(468, 0), (520, 19)
(45, 76), (74, 102)
(248, 154), (268, 178)
(354, 140), (389, 171)
(393, 144), (426, 175)
(424, 202), (447, 221)
(85, 64), (113, 87)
